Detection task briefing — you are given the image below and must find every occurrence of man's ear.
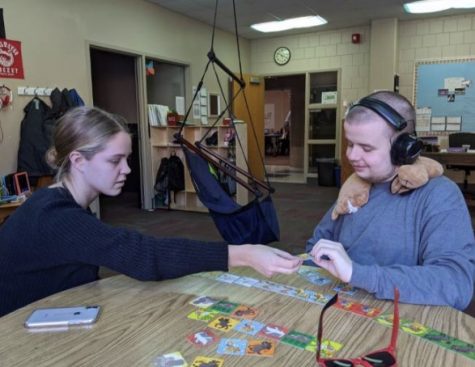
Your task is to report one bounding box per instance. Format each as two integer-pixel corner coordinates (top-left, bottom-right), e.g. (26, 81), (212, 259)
(68, 151), (86, 172)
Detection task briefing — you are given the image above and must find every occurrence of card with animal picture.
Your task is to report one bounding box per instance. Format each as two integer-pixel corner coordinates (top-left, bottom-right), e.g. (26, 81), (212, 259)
(216, 338), (247, 356)
(246, 339), (276, 357)
(335, 298), (381, 318)
(293, 289), (331, 305)
(187, 329), (218, 348)
(281, 330), (314, 349)
(153, 351), (187, 367)
(216, 273), (240, 283)
(399, 320), (429, 336)
(210, 300), (239, 314)
(422, 329), (475, 360)
(258, 323), (289, 340)
(191, 356), (224, 367)
(232, 276), (260, 287)
(305, 339), (343, 358)
(189, 295), (220, 308)
(333, 283), (357, 295)
(298, 267), (331, 286)
(208, 316), (240, 332)
(234, 319), (265, 336)
(231, 305), (258, 319)
(187, 309), (220, 322)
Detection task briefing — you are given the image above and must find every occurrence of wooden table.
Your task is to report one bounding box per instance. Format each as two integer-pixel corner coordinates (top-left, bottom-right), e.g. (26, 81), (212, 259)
(0, 268), (473, 366)
(422, 151), (475, 167)
(0, 201), (22, 225)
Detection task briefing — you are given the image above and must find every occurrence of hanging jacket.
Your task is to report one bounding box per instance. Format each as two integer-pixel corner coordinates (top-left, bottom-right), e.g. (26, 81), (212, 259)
(17, 98), (54, 178)
(68, 88), (85, 107)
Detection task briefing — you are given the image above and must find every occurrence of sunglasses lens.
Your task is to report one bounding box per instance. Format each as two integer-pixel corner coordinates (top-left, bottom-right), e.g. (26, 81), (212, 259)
(322, 360), (354, 367)
(363, 351), (396, 366)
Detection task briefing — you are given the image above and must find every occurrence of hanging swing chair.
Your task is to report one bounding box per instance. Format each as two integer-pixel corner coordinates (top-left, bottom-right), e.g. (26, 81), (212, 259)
(174, 0), (280, 244)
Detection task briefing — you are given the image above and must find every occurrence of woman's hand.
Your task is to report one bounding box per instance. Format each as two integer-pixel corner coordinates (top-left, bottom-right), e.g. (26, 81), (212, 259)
(228, 245), (302, 277)
(309, 239), (353, 282)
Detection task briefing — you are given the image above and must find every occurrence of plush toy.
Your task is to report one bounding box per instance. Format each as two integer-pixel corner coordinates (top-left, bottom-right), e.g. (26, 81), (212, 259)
(331, 156), (444, 220)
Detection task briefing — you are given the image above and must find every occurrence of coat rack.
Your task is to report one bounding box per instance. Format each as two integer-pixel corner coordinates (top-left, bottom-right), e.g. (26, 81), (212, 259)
(17, 87), (55, 97)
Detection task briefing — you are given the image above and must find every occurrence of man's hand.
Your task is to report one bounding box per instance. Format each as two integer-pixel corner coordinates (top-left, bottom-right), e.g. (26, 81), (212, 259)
(229, 245), (302, 277)
(309, 239), (353, 282)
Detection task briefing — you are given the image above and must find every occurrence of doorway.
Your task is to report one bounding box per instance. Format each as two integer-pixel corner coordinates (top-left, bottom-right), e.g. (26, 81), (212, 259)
(264, 74), (305, 183)
(89, 47), (142, 213)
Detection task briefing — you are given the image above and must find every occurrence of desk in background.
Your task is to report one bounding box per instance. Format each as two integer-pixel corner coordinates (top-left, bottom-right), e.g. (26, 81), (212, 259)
(422, 151), (475, 167)
(0, 268), (473, 366)
(0, 201), (23, 225)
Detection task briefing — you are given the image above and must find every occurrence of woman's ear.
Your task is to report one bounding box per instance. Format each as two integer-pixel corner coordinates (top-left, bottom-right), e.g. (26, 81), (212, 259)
(68, 151), (86, 172)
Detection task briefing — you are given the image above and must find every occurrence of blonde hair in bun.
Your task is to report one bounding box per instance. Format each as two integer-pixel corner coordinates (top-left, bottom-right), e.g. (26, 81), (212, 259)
(48, 106), (129, 181)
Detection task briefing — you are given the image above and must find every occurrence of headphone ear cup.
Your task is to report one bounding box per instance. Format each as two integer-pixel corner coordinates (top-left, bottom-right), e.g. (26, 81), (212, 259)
(390, 133), (423, 165)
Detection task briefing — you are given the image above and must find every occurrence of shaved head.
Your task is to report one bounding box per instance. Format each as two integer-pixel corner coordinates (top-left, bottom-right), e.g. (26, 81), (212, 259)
(345, 91), (416, 138)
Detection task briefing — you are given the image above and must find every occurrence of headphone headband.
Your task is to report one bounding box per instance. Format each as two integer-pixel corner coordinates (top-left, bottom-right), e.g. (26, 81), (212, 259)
(350, 96), (407, 131)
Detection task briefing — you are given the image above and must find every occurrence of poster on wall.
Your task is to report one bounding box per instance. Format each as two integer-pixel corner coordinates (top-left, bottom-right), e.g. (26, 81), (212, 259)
(414, 58), (475, 132)
(0, 38), (24, 79)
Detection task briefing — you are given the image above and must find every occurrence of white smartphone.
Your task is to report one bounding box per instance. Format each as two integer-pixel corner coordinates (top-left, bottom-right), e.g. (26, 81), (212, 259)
(24, 306), (101, 328)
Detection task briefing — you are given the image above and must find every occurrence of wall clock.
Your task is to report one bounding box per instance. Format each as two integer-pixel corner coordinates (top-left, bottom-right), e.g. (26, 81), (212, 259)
(274, 46), (291, 66)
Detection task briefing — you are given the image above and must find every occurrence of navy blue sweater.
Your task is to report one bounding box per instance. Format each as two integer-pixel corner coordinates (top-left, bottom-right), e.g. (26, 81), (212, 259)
(0, 188), (228, 316)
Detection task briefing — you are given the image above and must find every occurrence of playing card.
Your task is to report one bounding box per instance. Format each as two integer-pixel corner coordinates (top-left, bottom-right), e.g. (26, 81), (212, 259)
(258, 323), (289, 340)
(298, 267), (331, 286)
(333, 283), (357, 295)
(187, 329), (218, 348)
(246, 339), (276, 357)
(153, 352), (187, 367)
(234, 319), (265, 336)
(305, 339), (343, 358)
(191, 356), (224, 367)
(233, 276), (260, 287)
(216, 273), (240, 283)
(208, 316), (240, 332)
(189, 296), (220, 308)
(210, 300), (239, 314)
(336, 299), (381, 318)
(231, 305), (258, 319)
(281, 330), (314, 349)
(187, 309), (220, 322)
(216, 338), (247, 356)
(400, 320), (429, 336)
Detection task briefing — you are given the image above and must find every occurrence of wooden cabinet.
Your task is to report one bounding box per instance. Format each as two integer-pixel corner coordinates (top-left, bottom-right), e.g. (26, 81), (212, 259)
(149, 123), (248, 212)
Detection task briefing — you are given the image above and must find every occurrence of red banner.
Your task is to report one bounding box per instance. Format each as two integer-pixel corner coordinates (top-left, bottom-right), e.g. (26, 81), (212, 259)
(0, 39), (24, 79)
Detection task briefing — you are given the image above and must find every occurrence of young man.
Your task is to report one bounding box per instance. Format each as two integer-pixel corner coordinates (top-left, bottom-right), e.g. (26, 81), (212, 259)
(307, 91), (475, 310)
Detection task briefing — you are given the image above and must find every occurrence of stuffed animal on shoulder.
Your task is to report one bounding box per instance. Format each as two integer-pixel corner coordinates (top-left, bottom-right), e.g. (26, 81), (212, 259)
(331, 156), (444, 220)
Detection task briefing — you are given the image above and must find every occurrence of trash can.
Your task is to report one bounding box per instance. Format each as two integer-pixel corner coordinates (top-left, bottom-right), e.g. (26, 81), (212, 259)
(334, 165), (341, 188)
(316, 158), (336, 186)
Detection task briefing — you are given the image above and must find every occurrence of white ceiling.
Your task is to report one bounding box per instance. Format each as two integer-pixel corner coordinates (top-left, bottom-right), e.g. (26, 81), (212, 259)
(146, 0), (475, 39)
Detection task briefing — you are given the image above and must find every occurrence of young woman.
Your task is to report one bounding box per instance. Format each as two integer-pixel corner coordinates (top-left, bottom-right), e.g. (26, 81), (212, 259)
(0, 106), (302, 317)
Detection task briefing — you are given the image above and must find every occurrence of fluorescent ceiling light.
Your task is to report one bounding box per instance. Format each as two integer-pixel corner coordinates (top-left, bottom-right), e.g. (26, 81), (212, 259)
(404, 0), (475, 14)
(251, 16), (327, 33)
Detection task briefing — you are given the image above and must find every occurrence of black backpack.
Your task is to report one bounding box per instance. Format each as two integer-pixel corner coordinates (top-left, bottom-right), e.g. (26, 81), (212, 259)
(167, 153), (185, 193)
(154, 157), (169, 206)
(154, 153), (185, 207)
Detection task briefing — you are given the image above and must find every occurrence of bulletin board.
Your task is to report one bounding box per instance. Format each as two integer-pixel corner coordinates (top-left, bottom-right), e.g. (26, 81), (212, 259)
(413, 58), (475, 133)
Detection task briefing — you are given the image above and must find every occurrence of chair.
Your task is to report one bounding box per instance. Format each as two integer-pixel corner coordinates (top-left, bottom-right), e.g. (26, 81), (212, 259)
(448, 133), (475, 191)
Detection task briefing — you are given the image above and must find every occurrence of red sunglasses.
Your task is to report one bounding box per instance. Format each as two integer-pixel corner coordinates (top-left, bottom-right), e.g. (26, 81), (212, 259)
(316, 288), (400, 367)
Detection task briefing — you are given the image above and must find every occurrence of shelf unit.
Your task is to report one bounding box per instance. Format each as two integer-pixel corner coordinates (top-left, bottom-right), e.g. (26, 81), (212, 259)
(150, 123), (249, 212)
(305, 71), (341, 178)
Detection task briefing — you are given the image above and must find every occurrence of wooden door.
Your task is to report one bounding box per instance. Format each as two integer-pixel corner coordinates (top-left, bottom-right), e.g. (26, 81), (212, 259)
(340, 120), (353, 183)
(231, 74), (265, 180)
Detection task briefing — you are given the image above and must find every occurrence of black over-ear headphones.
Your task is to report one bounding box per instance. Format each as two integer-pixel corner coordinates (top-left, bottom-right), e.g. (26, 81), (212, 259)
(349, 96), (423, 165)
